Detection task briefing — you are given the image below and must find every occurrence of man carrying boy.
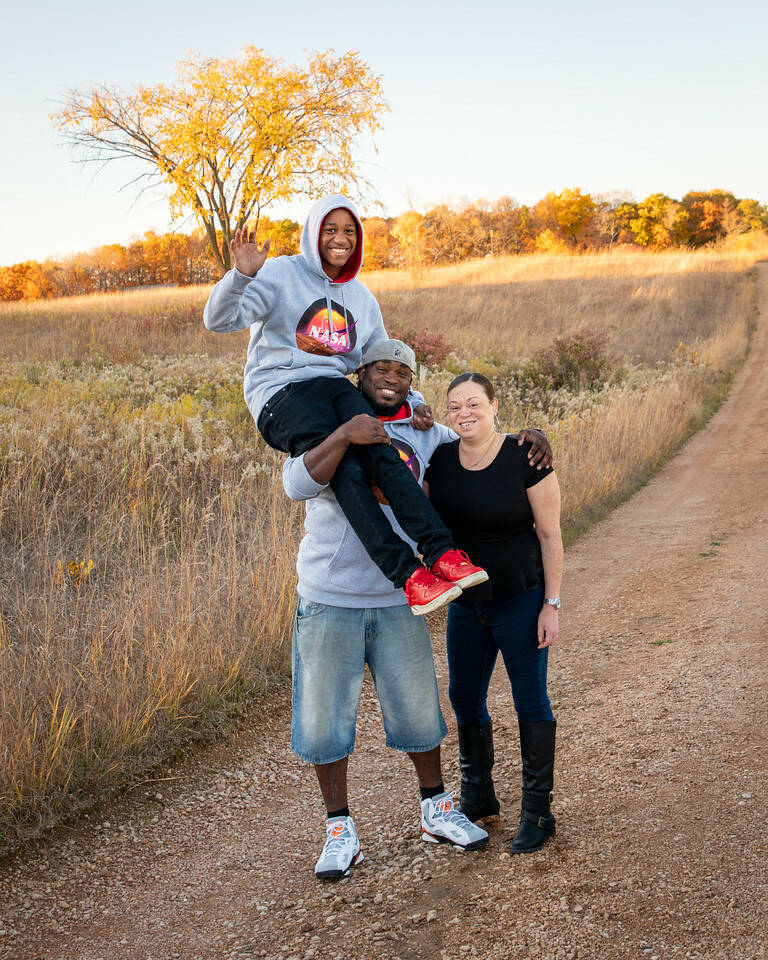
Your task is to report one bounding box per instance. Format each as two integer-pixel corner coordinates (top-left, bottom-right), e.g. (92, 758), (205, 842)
(203, 195), (487, 616)
(283, 338), (552, 878)
(283, 338), (489, 877)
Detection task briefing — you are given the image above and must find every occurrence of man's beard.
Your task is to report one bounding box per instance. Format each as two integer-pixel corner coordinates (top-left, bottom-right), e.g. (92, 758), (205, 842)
(362, 390), (404, 417)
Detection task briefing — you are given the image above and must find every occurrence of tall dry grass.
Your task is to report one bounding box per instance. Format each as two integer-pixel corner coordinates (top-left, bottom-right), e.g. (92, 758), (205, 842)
(0, 245), (759, 852)
(0, 357), (301, 851)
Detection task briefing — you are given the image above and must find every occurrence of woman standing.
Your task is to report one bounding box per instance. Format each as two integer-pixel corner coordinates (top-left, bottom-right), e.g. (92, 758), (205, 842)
(424, 373), (563, 854)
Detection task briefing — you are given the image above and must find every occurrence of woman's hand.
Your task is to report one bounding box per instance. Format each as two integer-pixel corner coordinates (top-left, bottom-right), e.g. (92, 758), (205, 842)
(537, 605), (559, 649)
(230, 228), (270, 277)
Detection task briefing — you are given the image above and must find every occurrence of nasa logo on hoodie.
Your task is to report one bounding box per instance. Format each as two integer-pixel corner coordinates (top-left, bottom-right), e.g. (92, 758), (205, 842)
(295, 299), (357, 356)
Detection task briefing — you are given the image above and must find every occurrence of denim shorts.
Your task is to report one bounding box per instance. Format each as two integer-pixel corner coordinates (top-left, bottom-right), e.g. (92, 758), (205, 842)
(290, 596), (447, 764)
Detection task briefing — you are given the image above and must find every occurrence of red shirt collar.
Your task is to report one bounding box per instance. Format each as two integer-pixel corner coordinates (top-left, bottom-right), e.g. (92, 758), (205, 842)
(377, 402), (411, 423)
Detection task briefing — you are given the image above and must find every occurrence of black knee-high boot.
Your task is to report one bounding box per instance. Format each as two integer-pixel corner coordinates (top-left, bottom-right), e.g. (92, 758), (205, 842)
(457, 721), (501, 821)
(509, 719), (556, 854)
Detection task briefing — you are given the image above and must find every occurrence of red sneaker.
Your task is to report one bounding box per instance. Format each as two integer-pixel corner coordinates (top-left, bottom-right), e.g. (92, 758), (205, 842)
(404, 567), (462, 616)
(431, 550), (489, 591)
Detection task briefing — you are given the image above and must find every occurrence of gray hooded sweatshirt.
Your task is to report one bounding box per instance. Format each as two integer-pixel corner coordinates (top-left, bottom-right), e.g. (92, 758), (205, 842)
(203, 195), (390, 423)
(282, 404), (456, 608)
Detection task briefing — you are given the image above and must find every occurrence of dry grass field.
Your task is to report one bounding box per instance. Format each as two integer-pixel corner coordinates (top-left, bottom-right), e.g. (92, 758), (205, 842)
(368, 247), (757, 362)
(0, 245), (762, 853)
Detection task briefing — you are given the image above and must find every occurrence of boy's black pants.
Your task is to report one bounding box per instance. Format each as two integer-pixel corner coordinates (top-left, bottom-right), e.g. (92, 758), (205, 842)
(257, 376), (453, 588)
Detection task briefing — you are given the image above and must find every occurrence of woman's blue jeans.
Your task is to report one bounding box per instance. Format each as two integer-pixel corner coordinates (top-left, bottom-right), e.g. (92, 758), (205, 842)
(446, 586), (554, 726)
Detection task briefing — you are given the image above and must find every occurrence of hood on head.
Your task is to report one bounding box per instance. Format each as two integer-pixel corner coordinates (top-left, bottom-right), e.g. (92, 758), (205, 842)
(300, 194), (364, 283)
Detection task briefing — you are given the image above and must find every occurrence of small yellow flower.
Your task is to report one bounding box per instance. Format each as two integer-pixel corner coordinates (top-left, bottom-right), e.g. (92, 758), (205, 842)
(67, 558), (95, 588)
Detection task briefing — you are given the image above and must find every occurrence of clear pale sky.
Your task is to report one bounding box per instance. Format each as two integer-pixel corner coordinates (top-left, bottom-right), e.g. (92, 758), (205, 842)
(2, 0), (766, 266)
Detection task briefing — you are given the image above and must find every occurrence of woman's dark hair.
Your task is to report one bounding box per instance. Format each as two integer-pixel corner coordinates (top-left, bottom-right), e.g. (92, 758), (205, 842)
(447, 372), (495, 401)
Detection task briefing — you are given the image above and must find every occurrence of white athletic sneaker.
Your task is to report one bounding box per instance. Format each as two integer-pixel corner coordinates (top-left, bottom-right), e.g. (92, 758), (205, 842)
(314, 816), (365, 879)
(421, 790), (489, 850)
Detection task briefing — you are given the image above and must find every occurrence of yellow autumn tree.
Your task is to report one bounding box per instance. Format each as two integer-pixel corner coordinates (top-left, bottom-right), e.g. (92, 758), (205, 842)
(535, 188), (596, 247)
(630, 194), (685, 249)
(53, 48), (387, 274)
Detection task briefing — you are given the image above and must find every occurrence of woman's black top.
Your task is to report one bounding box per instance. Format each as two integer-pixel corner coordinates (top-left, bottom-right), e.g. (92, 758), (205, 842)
(425, 436), (553, 606)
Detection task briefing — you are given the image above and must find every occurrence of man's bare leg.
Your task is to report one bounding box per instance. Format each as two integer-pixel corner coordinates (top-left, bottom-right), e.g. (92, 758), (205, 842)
(315, 749), (442, 810)
(408, 746), (443, 790)
(314, 757), (349, 812)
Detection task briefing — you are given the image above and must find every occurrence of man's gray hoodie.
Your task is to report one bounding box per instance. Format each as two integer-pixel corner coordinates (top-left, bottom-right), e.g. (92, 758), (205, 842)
(282, 403), (456, 608)
(203, 195), (389, 423)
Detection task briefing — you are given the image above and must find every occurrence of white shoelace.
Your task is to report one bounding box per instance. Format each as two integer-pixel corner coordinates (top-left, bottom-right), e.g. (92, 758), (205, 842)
(322, 821), (353, 856)
(431, 790), (469, 826)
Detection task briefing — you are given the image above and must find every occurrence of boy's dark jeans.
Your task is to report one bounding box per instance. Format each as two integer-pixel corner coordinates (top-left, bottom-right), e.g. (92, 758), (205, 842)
(257, 376), (453, 588)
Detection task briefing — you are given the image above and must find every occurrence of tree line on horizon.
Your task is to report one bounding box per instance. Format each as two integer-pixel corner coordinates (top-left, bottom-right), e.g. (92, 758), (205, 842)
(2, 187), (766, 303)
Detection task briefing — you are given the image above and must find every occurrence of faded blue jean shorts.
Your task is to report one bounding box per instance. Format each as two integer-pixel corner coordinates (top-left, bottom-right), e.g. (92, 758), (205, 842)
(290, 596), (447, 765)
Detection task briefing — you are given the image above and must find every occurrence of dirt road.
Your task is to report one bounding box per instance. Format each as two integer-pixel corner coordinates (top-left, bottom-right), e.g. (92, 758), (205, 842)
(2, 268), (767, 960)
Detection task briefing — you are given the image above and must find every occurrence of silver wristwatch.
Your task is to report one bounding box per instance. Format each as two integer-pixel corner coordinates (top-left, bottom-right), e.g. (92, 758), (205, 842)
(543, 597), (561, 610)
